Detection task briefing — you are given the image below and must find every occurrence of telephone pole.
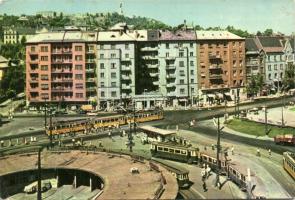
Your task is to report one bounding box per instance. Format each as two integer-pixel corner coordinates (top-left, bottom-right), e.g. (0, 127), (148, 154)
(128, 100), (135, 152)
(37, 148), (42, 200)
(263, 106), (268, 135)
(49, 103), (53, 148)
(213, 117), (223, 189)
(44, 98), (47, 130)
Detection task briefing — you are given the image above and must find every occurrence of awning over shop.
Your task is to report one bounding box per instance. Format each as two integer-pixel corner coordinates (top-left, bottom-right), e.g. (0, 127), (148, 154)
(207, 94), (215, 99)
(179, 99), (188, 102)
(215, 93), (223, 99)
(224, 92), (231, 96)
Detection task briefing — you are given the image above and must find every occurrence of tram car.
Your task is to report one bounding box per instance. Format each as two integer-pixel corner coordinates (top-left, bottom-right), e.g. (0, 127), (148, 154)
(46, 109), (164, 136)
(150, 142), (199, 164)
(274, 134), (295, 146)
(283, 151), (295, 179)
(151, 158), (190, 189)
(199, 150), (228, 174)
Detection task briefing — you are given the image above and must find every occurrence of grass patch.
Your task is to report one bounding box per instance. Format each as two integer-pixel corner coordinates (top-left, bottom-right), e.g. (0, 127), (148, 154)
(289, 107), (295, 112)
(226, 118), (295, 138)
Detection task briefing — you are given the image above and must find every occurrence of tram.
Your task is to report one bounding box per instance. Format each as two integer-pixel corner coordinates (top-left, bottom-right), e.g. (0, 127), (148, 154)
(283, 151), (295, 179)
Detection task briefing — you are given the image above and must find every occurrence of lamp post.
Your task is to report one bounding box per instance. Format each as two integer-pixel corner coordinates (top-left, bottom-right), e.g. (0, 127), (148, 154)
(144, 89), (147, 109)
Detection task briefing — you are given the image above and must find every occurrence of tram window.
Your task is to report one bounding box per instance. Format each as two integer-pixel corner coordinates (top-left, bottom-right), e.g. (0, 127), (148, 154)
(169, 149), (174, 153)
(209, 158), (212, 162)
(203, 156), (207, 161)
(233, 170), (237, 175)
(158, 147), (163, 151)
(163, 148), (168, 152)
(175, 150), (181, 154)
(181, 150), (186, 155)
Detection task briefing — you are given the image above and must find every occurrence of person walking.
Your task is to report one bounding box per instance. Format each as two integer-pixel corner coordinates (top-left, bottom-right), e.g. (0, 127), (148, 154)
(256, 148), (260, 157)
(231, 146), (234, 155)
(268, 149), (271, 158)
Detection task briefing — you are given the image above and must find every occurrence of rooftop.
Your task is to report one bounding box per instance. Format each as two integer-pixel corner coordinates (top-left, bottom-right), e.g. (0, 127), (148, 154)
(140, 125), (176, 136)
(159, 30), (196, 41)
(245, 38), (259, 52)
(256, 36), (284, 53)
(196, 31), (243, 40)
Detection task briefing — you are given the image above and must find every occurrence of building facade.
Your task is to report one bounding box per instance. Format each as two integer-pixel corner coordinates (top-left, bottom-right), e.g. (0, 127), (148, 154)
(0, 56), (9, 81)
(4, 27), (36, 44)
(196, 31), (246, 104)
(25, 31), (97, 107)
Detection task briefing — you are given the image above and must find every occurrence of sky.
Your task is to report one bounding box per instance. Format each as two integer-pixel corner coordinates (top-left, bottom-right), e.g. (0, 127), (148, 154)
(0, 0), (294, 34)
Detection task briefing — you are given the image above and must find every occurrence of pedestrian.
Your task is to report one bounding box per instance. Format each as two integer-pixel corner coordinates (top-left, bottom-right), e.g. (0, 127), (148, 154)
(206, 165), (211, 179)
(268, 149), (271, 157)
(201, 169), (206, 181)
(256, 148), (260, 157)
(202, 181), (207, 192)
(231, 146), (234, 155)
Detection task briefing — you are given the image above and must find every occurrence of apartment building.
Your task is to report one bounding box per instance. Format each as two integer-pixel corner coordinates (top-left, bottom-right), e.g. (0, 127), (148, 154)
(255, 36), (285, 91)
(96, 24), (140, 109)
(26, 30), (97, 106)
(4, 27), (36, 44)
(196, 31), (246, 104)
(245, 38), (264, 83)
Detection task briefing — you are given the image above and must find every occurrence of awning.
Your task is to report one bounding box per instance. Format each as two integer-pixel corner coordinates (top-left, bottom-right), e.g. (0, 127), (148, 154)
(215, 93), (223, 99)
(207, 94), (215, 98)
(179, 99), (188, 102)
(224, 92), (231, 96)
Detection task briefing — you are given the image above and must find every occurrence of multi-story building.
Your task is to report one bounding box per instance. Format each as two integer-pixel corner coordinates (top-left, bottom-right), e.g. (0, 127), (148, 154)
(255, 36), (285, 92)
(245, 38), (264, 83)
(196, 31), (246, 105)
(96, 24), (139, 109)
(0, 55), (9, 81)
(25, 30), (97, 107)
(4, 27), (36, 44)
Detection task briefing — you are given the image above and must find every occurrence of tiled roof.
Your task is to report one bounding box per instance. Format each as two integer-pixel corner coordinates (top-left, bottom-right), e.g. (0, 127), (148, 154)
(159, 30), (196, 41)
(196, 31), (243, 40)
(256, 36), (284, 53)
(245, 38), (259, 52)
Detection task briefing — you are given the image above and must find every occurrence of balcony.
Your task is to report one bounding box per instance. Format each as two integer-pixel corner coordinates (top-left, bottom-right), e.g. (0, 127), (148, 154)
(121, 57), (131, 62)
(167, 92), (176, 96)
(86, 78), (96, 82)
(246, 61), (259, 66)
(150, 72), (159, 77)
(86, 50), (95, 54)
(165, 56), (176, 60)
(166, 83), (176, 88)
(166, 65), (176, 70)
(51, 87), (73, 92)
(51, 69), (72, 73)
(29, 87), (39, 92)
(29, 78), (39, 83)
(86, 59), (96, 63)
(121, 66), (131, 71)
(30, 59), (39, 64)
(52, 78), (73, 83)
(122, 84), (131, 90)
(209, 65), (222, 70)
(142, 56), (158, 60)
(52, 59), (72, 64)
(86, 87), (96, 92)
(28, 50), (38, 55)
(141, 46), (158, 51)
(166, 74), (176, 79)
(86, 68), (95, 73)
(153, 81), (159, 85)
(122, 75), (131, 80)
(51, 49), (72, 54)
(208, 54), (221, 60)
(147, 64), (159, 69)
(209, 74), (223, 79)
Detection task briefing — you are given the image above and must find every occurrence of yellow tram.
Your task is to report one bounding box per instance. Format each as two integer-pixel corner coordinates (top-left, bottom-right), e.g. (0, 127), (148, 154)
(46, 109), (164, 136)
(283, 152), (295, 179)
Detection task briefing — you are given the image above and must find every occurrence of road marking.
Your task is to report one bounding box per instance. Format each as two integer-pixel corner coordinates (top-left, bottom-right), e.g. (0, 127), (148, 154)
(190, 186), (206, 199)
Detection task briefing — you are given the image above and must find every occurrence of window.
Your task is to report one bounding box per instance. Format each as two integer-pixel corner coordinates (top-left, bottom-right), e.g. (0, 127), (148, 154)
(75, 46), (82, 51)
(75, 74), (83, 80)
(274, 73), (277, 78)
(180, 88), (185, 94)
(40, 46), (48, 52)
(111, 72), (116, 78)
(111, 53), (116, 58)
(190, 70), (194, 75)
(165, 43), (169, 49)
(41, 56), (48, 61)
(111, 44), (116, 50)
(100, 73), (104, 78)
(179, 61), (184, 67)
(233, 60), (236, 67)
(75, 93), (83, 98)
(166, 52), (169, 57)
(268, 73), (271, 80)
(100, 82), (105, 87)
(41, 75), (48, 80)
(268, 55), (270, 61)
(75, 83), (83, 89)
(190, 43), (193, 48)
(101, 91), (105, 97)
(268, 65), (271, 71)
(190, 52), (193, 57)
(41, 65), (48, 71)
(179, 51), (184, 57)
(180, 70), (185, 76)
(191, 79), (194, 83)
(190, 61), (194, 66)
(100, 63), (105, 69)
(111, 91), (117, 97)
(280, 64), (284, 70)
(75, 65), (83, 70)
(111, 82), (116, 87)
(100, 54), (104, 59)
(274, 64), (277, 70)
(233, 70), (237, 77)
(280, 72), (283, 78)
(41, 84), (49, 90)
(100, 44), (104, 50)
(125, 53), (129, 58)
(125, 44), (129, 49)
(75, 55), (83, 61)
(180, 79), (185, 84)
(111, 63), (116, 69)
(30, 46), (36, 52)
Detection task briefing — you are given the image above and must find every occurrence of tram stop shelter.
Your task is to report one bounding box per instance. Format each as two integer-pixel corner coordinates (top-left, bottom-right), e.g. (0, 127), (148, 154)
(139, 125), (176, 142)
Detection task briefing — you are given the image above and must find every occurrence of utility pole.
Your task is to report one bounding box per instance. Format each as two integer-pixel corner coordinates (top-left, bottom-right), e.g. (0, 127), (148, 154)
(237, 88), (240, 118)
(44, 98), (47, 130)
(263, 106), (268, 135)
(234, 94), (237, 118)
(128, 100), (135, 152)
(49, 103), (53, 148)
(37, 148), (42, 200)
(213, 117), (223, 189)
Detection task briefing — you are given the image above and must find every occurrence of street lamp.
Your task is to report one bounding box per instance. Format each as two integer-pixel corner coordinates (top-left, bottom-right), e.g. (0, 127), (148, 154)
(144, 89), (147, 109)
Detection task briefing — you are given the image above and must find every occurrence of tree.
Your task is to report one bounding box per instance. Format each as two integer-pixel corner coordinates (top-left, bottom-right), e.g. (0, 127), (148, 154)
(283, 64), (295, 90)
(246, 74), (264, 97)
(263, 29), (273, 36)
